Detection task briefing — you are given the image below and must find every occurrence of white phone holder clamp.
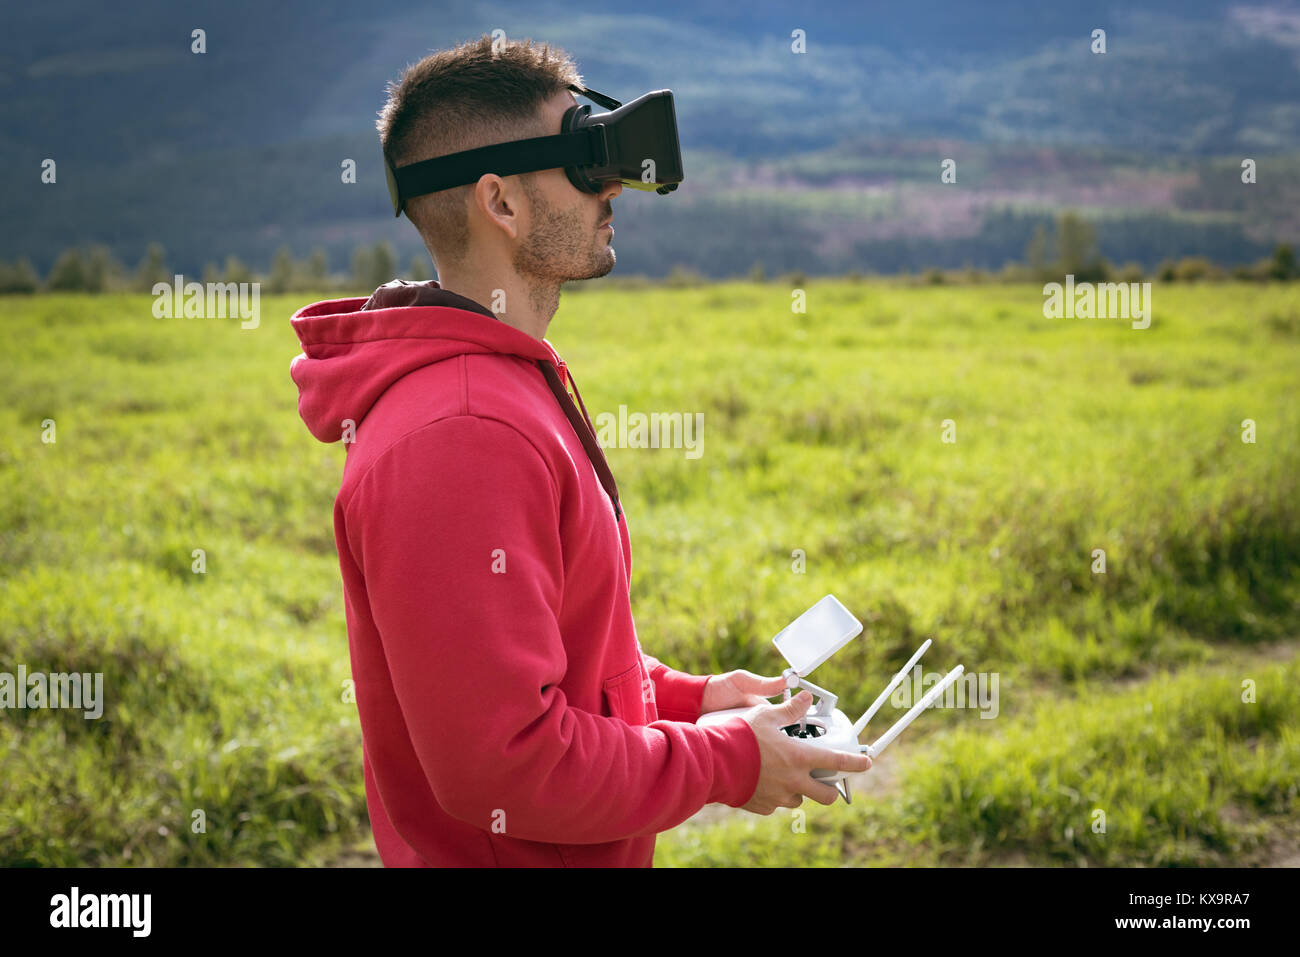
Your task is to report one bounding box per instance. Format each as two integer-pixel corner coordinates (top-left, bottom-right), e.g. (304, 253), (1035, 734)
(698, 595), (966, 804)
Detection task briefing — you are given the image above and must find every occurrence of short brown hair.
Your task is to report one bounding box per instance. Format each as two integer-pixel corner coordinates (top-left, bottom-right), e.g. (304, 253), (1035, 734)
(377, 35), (582, 270)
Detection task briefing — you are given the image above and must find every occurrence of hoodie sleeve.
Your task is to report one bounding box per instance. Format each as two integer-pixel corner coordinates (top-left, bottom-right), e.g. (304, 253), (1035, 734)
(641, 653), (711, 722)
(342, 416), (759, 846)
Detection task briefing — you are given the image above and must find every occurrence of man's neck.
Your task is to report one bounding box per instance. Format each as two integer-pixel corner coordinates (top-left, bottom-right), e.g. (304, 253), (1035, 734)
(435, 269), (558, 340)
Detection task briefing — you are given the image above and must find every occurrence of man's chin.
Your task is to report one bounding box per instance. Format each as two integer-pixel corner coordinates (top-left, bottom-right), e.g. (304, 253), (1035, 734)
(570, 249), (616, 282)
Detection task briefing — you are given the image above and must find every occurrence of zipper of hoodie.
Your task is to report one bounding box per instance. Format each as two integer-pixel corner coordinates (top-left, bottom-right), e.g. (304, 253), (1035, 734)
(537, 357), (623, 523)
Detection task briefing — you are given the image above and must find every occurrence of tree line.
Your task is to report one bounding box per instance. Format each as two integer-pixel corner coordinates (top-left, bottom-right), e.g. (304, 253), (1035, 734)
(1, 213), (1295, 295)
(0, 242), (432, 295)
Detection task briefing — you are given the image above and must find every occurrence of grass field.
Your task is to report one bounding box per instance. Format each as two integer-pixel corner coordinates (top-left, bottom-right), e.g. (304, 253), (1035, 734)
(1, 280), (1297, 866)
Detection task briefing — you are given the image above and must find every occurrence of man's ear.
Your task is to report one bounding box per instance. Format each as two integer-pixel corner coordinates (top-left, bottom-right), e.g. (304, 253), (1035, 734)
(473, 174), (523, 241)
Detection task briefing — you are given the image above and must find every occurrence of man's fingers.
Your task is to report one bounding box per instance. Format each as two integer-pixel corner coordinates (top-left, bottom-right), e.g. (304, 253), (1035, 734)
(822, 748), (872, 773)
(751, 673), (789, 694)
(770, 689), (811, 723)
(803, 779), (842, 806)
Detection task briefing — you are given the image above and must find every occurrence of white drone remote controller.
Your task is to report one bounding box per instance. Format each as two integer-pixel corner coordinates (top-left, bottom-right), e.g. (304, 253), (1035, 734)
(697, 594), (966, 803)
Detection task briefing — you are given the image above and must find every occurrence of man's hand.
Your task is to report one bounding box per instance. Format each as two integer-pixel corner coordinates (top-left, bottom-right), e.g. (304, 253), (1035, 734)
(700, 669), (788, 714)
(738, 690), (872, 814)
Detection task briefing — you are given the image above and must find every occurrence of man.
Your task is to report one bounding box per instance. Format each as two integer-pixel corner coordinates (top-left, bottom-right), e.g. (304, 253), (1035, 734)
(289, 35), (869, 867)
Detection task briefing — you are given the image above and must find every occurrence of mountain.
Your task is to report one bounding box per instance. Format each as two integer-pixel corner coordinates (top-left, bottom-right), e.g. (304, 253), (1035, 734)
(3, 0), (1299, 278)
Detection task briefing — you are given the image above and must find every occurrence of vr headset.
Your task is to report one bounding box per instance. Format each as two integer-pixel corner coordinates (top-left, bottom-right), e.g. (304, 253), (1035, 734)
(384, 85), (683, 216)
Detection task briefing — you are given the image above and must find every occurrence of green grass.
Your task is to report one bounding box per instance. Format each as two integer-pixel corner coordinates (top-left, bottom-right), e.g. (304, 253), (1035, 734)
(655, 652), (1300, 867)
(0, 280), (1296, 866)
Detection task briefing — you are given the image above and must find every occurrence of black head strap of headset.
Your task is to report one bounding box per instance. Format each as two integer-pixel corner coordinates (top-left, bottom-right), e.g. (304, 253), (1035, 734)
(386, 86), (622, 215)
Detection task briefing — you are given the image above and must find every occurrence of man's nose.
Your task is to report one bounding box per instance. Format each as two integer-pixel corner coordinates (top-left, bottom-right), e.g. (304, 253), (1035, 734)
(598, 180), (623, 201)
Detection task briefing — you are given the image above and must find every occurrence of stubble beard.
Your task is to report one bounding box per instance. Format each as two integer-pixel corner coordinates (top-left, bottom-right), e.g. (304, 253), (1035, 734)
(513, 178), (615, 317)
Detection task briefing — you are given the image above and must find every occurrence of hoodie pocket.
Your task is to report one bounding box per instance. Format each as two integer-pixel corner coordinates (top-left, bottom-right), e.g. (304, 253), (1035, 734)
(550, 665), (656, 867)
(602, 663), (650, 727)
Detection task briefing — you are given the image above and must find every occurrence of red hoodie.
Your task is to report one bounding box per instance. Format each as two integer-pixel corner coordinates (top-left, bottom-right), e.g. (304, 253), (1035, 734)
(289, 281), (761, 867)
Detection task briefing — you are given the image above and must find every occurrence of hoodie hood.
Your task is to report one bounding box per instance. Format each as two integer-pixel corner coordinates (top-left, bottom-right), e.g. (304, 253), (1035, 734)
(289, 280), (562, 443)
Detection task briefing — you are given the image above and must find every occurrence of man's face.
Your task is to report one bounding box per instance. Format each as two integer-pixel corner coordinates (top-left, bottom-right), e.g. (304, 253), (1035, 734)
(512, 89), (623, 283)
